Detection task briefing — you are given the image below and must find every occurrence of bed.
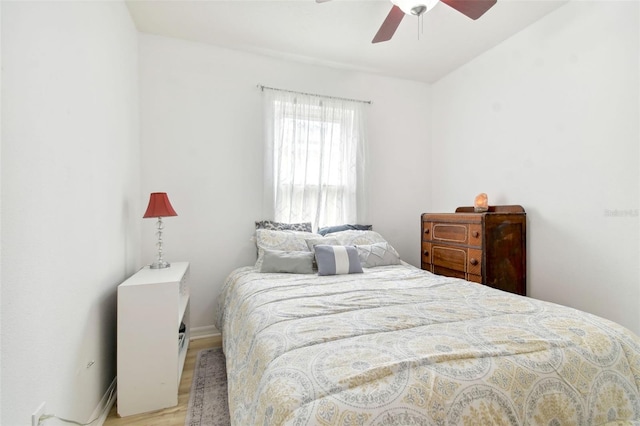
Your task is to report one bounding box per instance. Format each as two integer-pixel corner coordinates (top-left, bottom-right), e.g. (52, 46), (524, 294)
(216, 229), (640, 425)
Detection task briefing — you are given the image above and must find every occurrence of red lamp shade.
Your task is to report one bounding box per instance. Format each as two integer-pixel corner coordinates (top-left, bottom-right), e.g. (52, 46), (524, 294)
(143, 192), (178, 218)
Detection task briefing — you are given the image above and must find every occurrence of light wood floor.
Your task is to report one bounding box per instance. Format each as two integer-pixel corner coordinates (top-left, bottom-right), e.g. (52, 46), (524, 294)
(104, 335), (222, 426)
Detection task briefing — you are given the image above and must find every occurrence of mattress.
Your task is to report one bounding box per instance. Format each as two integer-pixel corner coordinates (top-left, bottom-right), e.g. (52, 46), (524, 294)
(216, 263), (640, 425)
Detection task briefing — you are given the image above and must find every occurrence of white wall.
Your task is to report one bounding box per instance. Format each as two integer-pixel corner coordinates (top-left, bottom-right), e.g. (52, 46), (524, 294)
(431, 1), (639, 333)
(1, 1), (140, 424)
(138, 35), (431, 332)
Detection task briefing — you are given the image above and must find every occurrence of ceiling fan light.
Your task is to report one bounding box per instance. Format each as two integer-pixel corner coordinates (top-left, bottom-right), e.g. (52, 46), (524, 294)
(391, 0), (439, 16)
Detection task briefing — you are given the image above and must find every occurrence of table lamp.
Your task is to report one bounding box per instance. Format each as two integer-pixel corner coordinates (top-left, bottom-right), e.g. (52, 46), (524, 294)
(143, 192), (178, 269)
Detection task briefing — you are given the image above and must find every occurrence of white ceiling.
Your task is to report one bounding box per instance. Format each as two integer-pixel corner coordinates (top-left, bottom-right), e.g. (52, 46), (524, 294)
(126, 0), (568, 83)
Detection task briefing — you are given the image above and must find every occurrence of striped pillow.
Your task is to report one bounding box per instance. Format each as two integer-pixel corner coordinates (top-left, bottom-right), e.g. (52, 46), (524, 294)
(314, 245), (363, 276)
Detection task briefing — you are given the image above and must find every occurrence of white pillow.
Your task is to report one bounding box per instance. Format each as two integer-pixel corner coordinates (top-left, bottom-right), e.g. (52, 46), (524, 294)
(331, 230), (390, 246)
(305, 236), (340, 253)
(356, 242), (401, 267)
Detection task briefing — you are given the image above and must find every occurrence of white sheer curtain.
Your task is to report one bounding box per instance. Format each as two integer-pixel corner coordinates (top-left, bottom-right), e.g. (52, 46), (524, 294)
(263, 89), (367, 231)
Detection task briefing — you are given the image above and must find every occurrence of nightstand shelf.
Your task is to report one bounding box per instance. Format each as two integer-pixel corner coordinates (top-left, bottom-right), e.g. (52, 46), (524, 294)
(117, 261), (190, 417)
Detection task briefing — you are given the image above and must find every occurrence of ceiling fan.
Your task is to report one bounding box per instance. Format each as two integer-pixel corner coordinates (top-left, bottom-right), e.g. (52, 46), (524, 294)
(317, 0), (497, 44)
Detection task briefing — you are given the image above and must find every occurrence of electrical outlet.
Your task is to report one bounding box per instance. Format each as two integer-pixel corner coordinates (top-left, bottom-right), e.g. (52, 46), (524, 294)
(32, 402), (46, 426)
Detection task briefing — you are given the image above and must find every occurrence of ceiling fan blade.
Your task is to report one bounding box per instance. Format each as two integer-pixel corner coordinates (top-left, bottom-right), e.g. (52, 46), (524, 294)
(440, 0), (497, 20)
(372, 5), (405, 44)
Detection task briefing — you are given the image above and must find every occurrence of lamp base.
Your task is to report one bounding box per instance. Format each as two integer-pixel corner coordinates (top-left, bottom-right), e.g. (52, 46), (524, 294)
(150, 260), (171, 269)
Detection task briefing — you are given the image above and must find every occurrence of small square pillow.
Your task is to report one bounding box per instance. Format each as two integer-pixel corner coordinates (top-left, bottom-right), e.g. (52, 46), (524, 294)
(315, 245), (363, 276)
(255, 220), (312, 233)
(260, 249), (314, 274)
(356, 242), (401, 268)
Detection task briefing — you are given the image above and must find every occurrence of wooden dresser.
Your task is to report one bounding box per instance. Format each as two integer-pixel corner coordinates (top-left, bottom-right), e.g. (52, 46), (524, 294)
(421, 205), (526, 296)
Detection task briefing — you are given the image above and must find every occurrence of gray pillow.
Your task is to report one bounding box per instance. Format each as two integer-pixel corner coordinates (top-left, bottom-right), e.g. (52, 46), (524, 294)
(254, 229), (320, 269)
(356, 242), (401, 267)
(260, 249), (314, 274)
(314, 245), (363, 276)
(318, 224), (372, 236)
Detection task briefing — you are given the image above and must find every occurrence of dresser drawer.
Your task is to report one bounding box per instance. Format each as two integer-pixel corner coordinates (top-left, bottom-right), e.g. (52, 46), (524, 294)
(431, 245), (482, 273)
(421, 242), (431, 266)
(423, 242), (482, 274)
(432, 245), (466, 271)
(422, 219), (482, 248)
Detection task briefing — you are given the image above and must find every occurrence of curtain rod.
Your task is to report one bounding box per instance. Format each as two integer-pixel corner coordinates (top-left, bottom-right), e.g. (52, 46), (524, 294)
(257, 84), (372, 105)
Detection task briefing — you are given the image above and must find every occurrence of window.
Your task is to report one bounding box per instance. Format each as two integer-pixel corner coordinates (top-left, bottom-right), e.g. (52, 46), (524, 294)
(263, 90), (367, 231)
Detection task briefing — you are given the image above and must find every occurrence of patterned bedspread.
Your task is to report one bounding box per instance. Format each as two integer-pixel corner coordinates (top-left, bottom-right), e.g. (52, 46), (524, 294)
(216, 263), (640, 425)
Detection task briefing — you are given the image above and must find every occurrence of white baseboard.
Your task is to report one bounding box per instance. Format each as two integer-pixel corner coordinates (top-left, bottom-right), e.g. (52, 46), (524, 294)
(189, 325), (221, 340)
(92, 377), (117, 426)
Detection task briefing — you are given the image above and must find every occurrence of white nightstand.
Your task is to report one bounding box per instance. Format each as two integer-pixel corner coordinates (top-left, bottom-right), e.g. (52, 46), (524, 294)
(116, 262), (190, 417)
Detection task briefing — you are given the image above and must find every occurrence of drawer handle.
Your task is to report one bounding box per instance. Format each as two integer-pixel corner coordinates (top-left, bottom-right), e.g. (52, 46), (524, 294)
(423, 250), (429, 257)
(424, 229), (430, 234)
(470, 258), (478, 266)
(472, 231), (479, 238)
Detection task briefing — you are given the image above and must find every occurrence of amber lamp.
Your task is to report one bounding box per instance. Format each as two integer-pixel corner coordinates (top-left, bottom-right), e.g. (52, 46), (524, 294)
(474, 193), (489, 212)
(143, 192), (178, 269)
